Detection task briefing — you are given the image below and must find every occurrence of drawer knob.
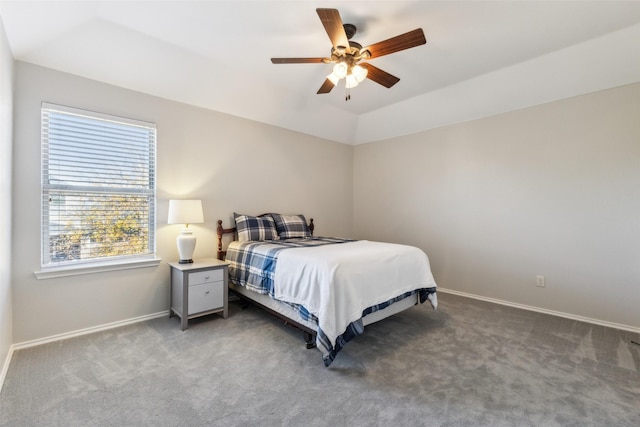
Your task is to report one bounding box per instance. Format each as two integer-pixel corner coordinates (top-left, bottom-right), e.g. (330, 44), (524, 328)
(204, 276), (210, 280)
(205, 291), (210, 295)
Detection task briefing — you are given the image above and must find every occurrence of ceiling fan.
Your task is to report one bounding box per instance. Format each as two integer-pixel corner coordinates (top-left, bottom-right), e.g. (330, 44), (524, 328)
(271, 8), (427, 100)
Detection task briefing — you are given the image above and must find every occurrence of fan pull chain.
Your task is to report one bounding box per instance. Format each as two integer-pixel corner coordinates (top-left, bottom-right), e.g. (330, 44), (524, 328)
(345, 87), (351, 101)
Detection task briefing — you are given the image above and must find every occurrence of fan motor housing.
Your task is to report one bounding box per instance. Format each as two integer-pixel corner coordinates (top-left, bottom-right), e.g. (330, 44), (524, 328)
(344, 23), (357, 39)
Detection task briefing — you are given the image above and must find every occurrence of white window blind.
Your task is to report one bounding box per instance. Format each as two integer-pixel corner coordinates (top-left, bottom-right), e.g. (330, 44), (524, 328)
(41, 103), (157, 267)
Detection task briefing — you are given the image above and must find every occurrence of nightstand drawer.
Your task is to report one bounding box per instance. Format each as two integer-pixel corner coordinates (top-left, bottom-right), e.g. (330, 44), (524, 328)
(188, 269), (223, 286)
(188, 282), (224, 315)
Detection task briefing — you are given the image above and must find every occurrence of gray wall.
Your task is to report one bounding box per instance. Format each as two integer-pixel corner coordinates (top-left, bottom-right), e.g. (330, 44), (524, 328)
(0, 18), (14, 377)
(354, 83), (640, 329)
(12, 62), (353, 343)
(8, 61), (639, 345)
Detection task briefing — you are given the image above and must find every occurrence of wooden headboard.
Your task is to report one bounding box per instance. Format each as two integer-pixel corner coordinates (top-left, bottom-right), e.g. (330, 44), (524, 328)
(216, 217), (314, 260)
(216, 220), (236, 260)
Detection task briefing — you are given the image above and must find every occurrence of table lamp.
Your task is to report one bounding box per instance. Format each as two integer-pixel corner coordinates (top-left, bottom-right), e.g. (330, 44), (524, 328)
(168, 199), (204, 263)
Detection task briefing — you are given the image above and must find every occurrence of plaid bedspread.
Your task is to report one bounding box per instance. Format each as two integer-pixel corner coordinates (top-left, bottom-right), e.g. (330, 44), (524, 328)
(226, 237), (351, 297)
(226, 237), (437, 366)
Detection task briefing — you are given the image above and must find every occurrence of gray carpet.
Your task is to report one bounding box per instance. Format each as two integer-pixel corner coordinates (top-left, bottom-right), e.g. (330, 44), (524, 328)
(1, 293), (639, 426)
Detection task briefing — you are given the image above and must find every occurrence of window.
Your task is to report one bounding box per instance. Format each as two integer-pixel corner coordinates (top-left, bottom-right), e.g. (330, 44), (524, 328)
(41, 103), (156, 269)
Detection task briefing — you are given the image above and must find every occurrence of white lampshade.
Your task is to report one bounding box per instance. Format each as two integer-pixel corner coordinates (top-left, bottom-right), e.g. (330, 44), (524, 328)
(168, 199), (204, 226)
(327, 72), (340, 85)
(333, 62), (348, 79)
(345, 74), (359, 89)
(352, 64), (368, 83)
(168, 199), (204, 264)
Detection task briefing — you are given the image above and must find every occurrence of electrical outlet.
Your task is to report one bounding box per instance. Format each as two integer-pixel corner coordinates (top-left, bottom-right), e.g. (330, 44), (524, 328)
(536, 275), (545, 287)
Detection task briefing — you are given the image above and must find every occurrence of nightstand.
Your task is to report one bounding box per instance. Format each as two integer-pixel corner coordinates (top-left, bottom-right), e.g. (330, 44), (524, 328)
(169, 258), (229, 330)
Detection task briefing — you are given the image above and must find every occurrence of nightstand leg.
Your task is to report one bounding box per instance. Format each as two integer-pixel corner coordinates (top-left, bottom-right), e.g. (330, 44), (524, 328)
(222, 281), (228, 318)
(182, 270), (189, 330)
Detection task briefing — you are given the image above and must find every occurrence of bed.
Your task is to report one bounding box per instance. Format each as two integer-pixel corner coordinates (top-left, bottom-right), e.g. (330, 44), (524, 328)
(217, 213), (438, 366)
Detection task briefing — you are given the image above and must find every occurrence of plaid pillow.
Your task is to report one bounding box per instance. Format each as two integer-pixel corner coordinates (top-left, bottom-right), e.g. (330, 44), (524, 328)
(234, 213), (279, 242)
(271, 213), (311, 239)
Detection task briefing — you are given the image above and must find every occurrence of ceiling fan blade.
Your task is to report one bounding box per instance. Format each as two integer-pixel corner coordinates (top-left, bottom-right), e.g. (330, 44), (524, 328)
(364, 28), (426, 59)
(317, 78), (336, 94)
(271, 58), (326, 64)
(316, 8), (349, 49)
(360, 63), (400, 88)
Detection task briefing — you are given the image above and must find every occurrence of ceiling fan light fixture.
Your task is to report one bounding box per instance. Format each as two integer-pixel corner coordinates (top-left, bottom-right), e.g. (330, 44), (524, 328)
(333, 62), (348, 79)
(345, 74), (359, 89)
(352, 64), (368, 83)
(327, 72), (340, 85)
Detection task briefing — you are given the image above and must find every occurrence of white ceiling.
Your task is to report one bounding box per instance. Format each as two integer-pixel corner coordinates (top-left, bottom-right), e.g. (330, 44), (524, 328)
(1, 1), (640, 144)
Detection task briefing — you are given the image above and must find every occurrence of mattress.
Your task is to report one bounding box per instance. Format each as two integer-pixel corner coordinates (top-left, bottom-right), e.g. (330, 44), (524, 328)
(229, 280), (419, 331)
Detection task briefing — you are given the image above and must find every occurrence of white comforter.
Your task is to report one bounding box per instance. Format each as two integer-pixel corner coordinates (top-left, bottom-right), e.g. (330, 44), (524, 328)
(273, 240), (437, 352)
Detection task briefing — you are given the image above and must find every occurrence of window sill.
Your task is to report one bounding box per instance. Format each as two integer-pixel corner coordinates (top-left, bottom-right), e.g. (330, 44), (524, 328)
(34, 257), (162, 280)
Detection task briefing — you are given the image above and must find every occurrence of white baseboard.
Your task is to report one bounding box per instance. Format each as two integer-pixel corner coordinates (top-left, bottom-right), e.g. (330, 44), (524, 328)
(0, 310), (169, 394)
(438, 287), (640, 334)
(0, 345), (14, 394)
